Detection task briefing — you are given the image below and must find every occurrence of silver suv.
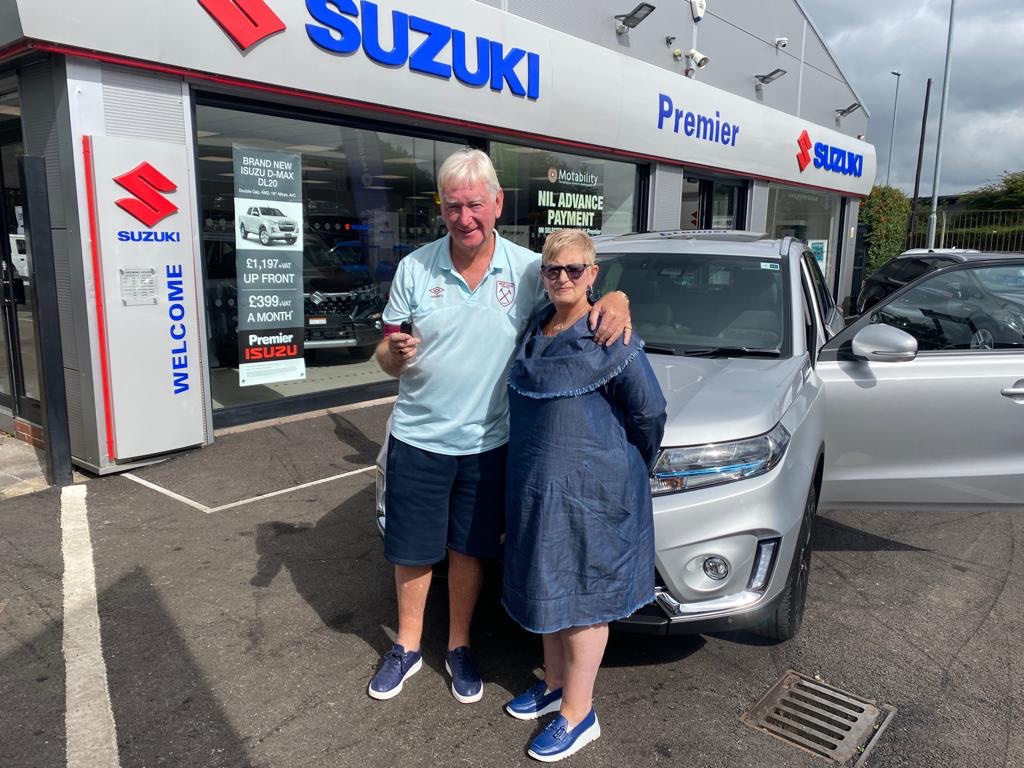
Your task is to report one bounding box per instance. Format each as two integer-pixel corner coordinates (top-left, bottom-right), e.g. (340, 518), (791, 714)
(238, 205), (299, 246)
(376, 233), (1024, 641)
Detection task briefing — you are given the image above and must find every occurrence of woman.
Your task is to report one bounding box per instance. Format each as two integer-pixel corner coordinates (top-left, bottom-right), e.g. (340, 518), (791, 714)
(502, 229), (667, 762)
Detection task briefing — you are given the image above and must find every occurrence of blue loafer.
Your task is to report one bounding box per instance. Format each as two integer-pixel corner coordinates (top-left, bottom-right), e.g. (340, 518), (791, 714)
(505, 680), (563, 720)
(527, 709), (601, 762)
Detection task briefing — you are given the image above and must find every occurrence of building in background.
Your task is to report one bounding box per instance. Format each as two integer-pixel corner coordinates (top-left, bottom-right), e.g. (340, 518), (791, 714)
(0, 0), (874, 470)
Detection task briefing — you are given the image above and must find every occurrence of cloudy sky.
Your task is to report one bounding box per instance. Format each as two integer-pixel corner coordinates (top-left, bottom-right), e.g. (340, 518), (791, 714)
(800, 0), (1024, 196)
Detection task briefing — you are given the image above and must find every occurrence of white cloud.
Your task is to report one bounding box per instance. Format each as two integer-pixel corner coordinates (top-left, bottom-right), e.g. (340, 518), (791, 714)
(801, 0), (1024, 195)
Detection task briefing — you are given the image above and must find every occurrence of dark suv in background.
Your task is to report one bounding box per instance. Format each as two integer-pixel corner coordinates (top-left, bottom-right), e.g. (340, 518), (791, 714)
(855, 248), (978, 315)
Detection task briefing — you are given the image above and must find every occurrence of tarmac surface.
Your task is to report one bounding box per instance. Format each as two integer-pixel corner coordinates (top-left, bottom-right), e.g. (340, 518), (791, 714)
(1, 400), (1022, 768)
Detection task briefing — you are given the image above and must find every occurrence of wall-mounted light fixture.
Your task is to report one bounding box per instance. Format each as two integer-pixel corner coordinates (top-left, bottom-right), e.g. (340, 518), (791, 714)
(687, 48), (710, 68)
(754, 68), (787, 92)
(835, 102), (862, 117)
(615, 2), (656, 34)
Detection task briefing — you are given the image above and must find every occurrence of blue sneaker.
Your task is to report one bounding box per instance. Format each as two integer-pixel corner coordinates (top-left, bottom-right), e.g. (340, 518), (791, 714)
(367, 644), (422, 700)
(527, 709), (601, 762)
(505, 680), (563, 720)
(444, 646), (483, 703)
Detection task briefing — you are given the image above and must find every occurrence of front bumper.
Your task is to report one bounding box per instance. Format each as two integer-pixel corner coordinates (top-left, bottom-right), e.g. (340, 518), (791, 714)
(615, 438), (813, 635)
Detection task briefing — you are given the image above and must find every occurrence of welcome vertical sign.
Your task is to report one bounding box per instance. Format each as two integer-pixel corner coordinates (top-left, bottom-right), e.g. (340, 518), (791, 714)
(232, 146), (306, 386)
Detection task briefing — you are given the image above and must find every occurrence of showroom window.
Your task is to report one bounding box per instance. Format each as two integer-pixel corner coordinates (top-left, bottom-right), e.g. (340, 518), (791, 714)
(490, 143), (638, 251)
(767, 185), (840, 283)
(679, 175), (747, 230)
(195, 102), (465, 411)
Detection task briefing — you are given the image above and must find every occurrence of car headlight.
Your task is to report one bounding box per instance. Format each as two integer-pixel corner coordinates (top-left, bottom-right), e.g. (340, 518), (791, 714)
(650, 423), (791, 495)
(270, 224), (279, 231)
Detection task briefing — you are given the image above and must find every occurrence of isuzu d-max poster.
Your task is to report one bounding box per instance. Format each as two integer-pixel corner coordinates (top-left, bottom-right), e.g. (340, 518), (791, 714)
(232, 146), (306, 386)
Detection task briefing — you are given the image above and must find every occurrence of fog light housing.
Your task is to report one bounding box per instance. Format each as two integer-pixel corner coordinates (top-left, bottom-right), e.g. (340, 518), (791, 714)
(748, 538), (780, 591)
(703, 556), (730, 580)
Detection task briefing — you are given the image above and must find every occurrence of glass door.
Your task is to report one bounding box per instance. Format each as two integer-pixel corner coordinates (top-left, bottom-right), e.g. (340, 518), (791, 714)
(0, 87), (40, 421)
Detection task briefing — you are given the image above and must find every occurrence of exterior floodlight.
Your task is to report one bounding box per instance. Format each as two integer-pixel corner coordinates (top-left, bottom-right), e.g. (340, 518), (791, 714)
(687, 48), (710, 68)
(754, 68), (787, 91)
(615, 3), (656, 34)
(835, 102), (862, 117)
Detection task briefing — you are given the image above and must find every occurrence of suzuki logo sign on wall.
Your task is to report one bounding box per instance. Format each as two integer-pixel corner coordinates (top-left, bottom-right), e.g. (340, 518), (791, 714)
(198, 0), (541, 99)
(796, 130), (813, 172)
(198, 0), (286, 50)
(796, 129), (864, 178)
(113, 162), (179, 227)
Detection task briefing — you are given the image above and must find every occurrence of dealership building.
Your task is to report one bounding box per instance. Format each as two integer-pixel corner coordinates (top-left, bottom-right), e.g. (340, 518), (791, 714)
(0, 0), (874, 472)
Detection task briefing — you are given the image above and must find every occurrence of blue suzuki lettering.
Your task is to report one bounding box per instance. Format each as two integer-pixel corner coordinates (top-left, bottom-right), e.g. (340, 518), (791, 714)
(361, 1), (408, 66)
(304, 0), (540, 99)
(305, 0), (361, 54)
(452, 29), (489, 86)
(409, 16), (451, 79)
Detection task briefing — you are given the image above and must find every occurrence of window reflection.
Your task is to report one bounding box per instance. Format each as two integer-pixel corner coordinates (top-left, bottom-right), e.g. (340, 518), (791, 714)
(873, 265), (1024, 351)
(196, 103), (463, 410)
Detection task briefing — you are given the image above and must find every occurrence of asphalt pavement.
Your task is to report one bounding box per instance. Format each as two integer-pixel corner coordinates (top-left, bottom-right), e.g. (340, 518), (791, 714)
(1, 400), (1022, 768)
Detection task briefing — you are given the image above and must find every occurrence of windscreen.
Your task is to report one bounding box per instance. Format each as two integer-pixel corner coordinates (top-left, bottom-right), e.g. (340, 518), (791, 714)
(594, 252), (790, 352)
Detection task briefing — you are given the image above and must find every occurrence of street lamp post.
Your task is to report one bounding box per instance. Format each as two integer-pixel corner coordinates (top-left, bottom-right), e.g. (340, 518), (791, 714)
(886, 70), (902, 187)
(927, 0), (956, 249)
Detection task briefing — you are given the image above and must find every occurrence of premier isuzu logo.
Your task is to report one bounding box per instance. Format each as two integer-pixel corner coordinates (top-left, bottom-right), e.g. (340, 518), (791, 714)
(198, 0), (285, 50)
(113, 162), (179, 227)
(796, 129), (864, 178)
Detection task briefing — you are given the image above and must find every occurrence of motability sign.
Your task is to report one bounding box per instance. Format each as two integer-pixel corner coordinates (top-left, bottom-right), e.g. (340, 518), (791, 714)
(198, 0), (541, 99)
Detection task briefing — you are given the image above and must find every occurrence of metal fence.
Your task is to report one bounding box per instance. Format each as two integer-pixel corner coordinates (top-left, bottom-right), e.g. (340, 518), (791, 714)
(905, 208), (1024, 252)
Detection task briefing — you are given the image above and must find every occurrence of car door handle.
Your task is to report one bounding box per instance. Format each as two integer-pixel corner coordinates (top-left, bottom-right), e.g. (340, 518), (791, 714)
(1001, 380), (1024, 398)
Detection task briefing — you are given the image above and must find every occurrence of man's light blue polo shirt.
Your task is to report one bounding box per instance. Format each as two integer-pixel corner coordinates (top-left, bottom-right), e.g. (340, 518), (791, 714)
(382, 232), (543, 456)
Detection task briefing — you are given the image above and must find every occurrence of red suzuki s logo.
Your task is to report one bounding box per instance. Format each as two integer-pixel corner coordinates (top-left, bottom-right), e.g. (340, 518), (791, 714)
(198, 0), (286, 50)
(113, 162), (179, 228)
(796, 130), (813, 173)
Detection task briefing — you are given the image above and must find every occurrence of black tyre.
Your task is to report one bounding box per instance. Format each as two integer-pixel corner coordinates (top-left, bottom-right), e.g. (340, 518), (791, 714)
(239, 222), (247, 239)
(347, 345), (376, 361)
(752, 482), (817, 642)
(285, 237), (296, 245)
(259, 227), (270, 246)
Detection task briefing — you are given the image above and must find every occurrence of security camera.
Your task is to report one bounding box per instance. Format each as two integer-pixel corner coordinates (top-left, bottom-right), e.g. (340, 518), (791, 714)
(687, 48), (710, 68)
(689, 0), (707, 22)
(775, 37), (789, 49)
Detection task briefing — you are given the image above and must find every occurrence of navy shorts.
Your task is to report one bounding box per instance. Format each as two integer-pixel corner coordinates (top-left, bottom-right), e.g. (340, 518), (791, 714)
(384, 435), (507, 566)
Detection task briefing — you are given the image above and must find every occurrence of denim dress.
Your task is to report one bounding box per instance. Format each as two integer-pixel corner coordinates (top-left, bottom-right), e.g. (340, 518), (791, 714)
(502, 307), (667, 634)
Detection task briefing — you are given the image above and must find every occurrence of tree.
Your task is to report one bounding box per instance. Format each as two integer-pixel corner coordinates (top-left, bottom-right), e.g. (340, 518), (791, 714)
(960, 171), (1024, 210)
(859, 185), (911, 273)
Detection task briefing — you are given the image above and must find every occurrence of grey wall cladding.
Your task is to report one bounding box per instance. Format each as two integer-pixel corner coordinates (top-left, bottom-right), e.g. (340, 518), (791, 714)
(102, 64), (185, 143)
(651, 165), (684, 231)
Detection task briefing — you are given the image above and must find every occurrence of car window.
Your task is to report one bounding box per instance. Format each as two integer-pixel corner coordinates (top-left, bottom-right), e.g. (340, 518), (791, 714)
(803, 252), (834, 320)
(259, 207), (285, 216)
(595, 252), (790, 354)
(893, 258), (932, 282)
(868, 264), (1024, 351)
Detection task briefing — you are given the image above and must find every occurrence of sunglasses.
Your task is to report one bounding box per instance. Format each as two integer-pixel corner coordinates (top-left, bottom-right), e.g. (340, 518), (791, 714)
(540, 263), (593, 281)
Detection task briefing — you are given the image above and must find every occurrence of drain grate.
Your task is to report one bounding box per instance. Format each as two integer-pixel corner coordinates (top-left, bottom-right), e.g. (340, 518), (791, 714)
(741, 670), (896, 766)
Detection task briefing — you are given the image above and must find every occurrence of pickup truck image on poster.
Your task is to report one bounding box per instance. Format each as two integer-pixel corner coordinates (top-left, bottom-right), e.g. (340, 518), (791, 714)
(233, 145), (306, 386)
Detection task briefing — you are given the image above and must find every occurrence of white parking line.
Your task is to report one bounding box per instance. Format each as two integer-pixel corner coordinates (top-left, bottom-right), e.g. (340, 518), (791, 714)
(123, 473), (213, 513)
(61, 484), (121, 768)
(123, 465), (376, 514)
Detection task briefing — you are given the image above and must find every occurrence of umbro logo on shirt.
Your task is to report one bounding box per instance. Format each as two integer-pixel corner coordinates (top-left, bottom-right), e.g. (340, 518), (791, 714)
(429, 286), (445, 297)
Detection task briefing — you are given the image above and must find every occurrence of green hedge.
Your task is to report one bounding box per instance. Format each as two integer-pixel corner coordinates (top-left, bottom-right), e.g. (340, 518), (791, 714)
(860, 186), (911, 273)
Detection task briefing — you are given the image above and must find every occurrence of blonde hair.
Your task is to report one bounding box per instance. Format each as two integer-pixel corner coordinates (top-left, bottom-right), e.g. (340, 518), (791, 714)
(541, 229), (596, 264)
(436, 148), (501, 200)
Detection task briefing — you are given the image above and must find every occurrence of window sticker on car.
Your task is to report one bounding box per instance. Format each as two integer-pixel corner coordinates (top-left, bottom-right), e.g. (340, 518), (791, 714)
(761, 262), (780, 271)
(659, 267), (683, 277)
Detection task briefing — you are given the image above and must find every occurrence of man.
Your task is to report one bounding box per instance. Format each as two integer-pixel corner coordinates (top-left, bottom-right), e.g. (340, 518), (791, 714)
(369, 148), (630, 703)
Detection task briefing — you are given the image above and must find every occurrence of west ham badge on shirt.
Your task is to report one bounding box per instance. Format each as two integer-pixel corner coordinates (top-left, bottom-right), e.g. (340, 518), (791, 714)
(496, 280), (516, 307)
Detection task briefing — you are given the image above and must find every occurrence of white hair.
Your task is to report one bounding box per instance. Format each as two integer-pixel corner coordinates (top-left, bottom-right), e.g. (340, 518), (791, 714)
(436, 148), (501, 200)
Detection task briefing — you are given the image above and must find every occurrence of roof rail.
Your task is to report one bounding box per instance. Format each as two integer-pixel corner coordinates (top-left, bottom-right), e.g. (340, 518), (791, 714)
(605, 230), (769, 243)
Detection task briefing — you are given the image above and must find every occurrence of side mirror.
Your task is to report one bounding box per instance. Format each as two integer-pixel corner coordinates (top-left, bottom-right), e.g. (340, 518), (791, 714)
(851, 324), (918, 363)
